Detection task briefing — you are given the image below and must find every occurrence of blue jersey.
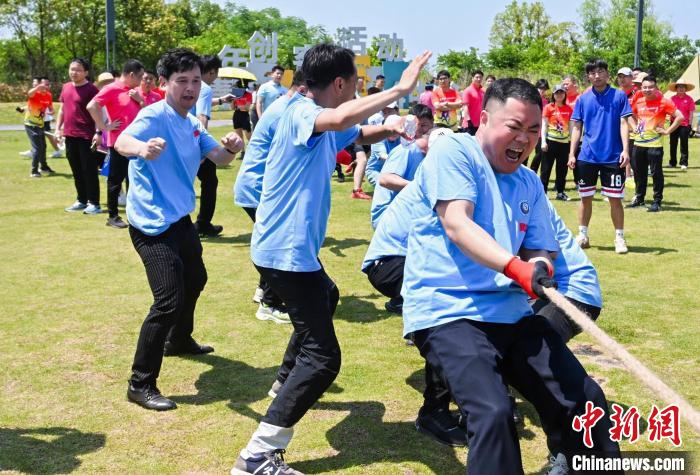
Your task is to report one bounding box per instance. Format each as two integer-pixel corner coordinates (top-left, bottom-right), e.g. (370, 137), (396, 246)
(123, 101), (218, 235)
(258, 81), (288, 114)
(401, 134), (558, 335)
(370, 142), (425, 229)
(366, 137), (400, 186)
(233, 94), (291, 208)
(547, 200), (603, 307)
(572, 85), (632, 165)
(251, 94), (360, 272)
(191, 81), (213, 119)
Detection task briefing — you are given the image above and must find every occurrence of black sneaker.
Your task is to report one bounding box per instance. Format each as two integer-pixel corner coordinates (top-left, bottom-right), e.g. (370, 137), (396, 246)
(647, 202), (661, 212)
(555, 192), (570, 201)
(195, 222), (223, 237)
(30, 169), (41, 178)
(384, 297), (403, 315)
(510, 394), (524, 426)
(337, 173), (346, 183)
(106, 215), (128, 229)
(39, 165), (55, 175)
(231, 449), (303, 475)
(415, 407), (468, 447)
(127, 383), (177, 411)
(626, 198), (645, 208)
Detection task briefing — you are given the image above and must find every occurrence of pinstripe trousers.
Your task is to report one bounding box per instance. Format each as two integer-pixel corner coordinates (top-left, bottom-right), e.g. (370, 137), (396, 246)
(128, 216), (207, 387)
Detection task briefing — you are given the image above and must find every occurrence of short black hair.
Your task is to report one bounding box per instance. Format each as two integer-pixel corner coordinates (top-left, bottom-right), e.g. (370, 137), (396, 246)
(292, 69), (305, 87)
(302, 43), (356, 90)
(409, 103), (433, 121)
(585, 59), (609, 74)
(632, 67), (643, 73)
(271, 65), (284, 73)
(122, 59), (145, 75)
(484, 78), (542, 113)
(70, 57), (90, 71)
(485, 74), (496, 81)
(375, 74), (385, 80)
(156, 48), (203, 80)
(437, 69), (450, 78)
(472, 69), (484, 77)
(535, 78), (549, 90)
(201, 54), (222, 75)
(424, 83), (434, 90)
(366, 86), (380, 95)
(642, 75), (657, 85)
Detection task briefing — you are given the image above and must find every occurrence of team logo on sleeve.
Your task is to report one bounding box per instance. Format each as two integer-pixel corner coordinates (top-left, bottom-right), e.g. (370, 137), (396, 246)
(519, 201), (530, 215)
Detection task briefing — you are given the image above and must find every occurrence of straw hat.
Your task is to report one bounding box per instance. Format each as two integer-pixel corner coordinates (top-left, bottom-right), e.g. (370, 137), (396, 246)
(632, 72), (648, 84)
(96, 72), (115, 87)
(667, 82), (695, 92)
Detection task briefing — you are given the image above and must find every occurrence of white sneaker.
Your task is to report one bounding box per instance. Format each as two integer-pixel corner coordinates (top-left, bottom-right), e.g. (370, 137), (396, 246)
(575, 233), (590, 249)
(545, 453), (569, 475)
(252, 286), (264, 303)
(51, 150), (63, 158)
(118, 191), (127, 207)
(65, 201), (87, 212)
(681, 165), (688, 171)
(268, 380), (283, 398)
(83, 203), (102, 215)
(255, 303), (292, 324)
(614, 236), (628, 254)
(19, 150), (31, 158)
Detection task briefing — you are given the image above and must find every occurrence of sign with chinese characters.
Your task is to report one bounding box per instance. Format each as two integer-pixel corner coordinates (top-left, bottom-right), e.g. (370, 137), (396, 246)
(376, 33), (406, 61)
(336, 26), (368, 55)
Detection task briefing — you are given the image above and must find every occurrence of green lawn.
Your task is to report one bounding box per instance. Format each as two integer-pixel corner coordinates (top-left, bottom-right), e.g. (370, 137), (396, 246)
(0, 126), (698, 474)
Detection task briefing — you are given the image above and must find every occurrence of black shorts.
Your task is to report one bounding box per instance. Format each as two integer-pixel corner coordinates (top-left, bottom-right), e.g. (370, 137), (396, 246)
(576, 162), (625, 198)
(364, 255), (405, 299)
(232, 110), (251, 132)
(44, 121), (51, 132)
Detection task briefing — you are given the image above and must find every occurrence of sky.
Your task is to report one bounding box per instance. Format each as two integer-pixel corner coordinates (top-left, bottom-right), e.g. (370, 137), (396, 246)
(225, 0), (699, 61)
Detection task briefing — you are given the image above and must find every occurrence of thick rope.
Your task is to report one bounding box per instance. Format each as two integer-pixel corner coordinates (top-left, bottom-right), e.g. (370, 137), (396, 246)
(543, 287), (700, 436)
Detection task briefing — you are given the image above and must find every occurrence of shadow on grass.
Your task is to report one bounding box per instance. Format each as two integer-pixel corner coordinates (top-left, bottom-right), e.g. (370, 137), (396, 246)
(593, 245), (677, 254)
(0, 427), (106, 474)
(335, 294), (397, 323)
(199, 232), (252, 245)
(294, 400), (466, 474)
(322, 237), (369, 257)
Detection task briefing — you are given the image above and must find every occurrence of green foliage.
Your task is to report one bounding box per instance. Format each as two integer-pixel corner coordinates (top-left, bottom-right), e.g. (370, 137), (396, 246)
(435, 48), (484, 85)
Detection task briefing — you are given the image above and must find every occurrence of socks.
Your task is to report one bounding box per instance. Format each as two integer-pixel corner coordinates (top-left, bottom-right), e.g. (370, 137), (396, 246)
(241, 421), (294, 459)
(615, 229), (624, 239)
(578, 225), (588, 236)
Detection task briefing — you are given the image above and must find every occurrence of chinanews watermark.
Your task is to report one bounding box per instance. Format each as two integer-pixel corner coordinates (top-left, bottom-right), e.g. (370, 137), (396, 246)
(569, 402), (695, 473)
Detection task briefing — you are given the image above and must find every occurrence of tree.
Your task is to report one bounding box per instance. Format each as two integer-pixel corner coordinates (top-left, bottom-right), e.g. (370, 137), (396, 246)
(0, 0), (56, 77)
(436, 48), (485, 85)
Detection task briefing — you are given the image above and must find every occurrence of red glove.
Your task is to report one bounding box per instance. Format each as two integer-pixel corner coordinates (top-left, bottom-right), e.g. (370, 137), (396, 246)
(503, 257), (556, 300)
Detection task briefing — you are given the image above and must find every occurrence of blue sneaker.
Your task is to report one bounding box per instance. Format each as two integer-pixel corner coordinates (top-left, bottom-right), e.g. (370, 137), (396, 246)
(231, 449), (303, 475)
(83, 203), (102, 215)
(65, 201), (87, 212)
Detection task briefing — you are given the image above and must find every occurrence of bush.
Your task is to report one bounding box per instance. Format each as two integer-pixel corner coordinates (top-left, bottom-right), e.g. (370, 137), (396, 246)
(0, 83), (28, 102)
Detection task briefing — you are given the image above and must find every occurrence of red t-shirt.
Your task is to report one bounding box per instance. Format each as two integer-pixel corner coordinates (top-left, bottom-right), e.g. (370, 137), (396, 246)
(462, 84), (485, 126)
(59, 81), (98, 140)
(139, 87), (162, 106)
(432, 87), (460, 129)
(24, 90), (53, 127)
(234, 91), (253, 110)
(566, 92), (580, 109)
(671, 94), (695, 127)
(93, 80), (142, 146)
(153, 88), (166, 99)
(543, 103), (573, 143)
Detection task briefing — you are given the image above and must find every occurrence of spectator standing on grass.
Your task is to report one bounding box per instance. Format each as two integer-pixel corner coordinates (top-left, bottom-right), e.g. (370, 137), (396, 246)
(138, 71), (163, 106)
(540, 83), (572, 201)
(114, 48), (243, 412)
(232, 80), (253, 160)
(87, 59), (145, 229)
(419, 82), (435, 114)
(256, 65), (287, 118)
(432, 70), (462, 131)
(529, 78), (550, 172)
(461, 69), (485, 135)
(56, 58), (101, 215)
(668, 81), (695, 170)
(24, 76), (55, 177)
(40, 78), (65, 159)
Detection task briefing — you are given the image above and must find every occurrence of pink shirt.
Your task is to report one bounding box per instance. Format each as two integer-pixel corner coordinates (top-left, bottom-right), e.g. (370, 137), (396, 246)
(419, 90), (435, 114)
(93, 80), (142, 146)
(139, 88), (162, 106)
(59, 81), (98, 140)
(671, 94), (695, 127)
(462, 84), (484, 126)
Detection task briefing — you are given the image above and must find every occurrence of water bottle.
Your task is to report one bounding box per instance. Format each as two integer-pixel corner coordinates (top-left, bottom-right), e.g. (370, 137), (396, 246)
(401, 114), (417, 147)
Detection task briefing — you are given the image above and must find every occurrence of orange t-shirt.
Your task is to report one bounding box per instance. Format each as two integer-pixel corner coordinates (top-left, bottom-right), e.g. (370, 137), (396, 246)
(566, 92), (579, 109)
(632, 95), (677, 148)
(432, 87), (460, 129)
(24, 90), (53, 127)
(543, 103), (573, 143)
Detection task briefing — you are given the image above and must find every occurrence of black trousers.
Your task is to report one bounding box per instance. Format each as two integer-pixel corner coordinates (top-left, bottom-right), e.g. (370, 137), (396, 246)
(65, 136), (100, 205)
(632, 145), (664, 203)
(243, 207), (284, 308)
(25, 125), (47, 170)
(669, 125), (690, 167)
(129, 216), (207, 387)
(529, 141), (542, 173)
(196, 158), (218, 226)
(540, 140), (570, 193)
(413, 317), (620, 475)
(256, 264), (341, 428)
(107, 147), (129, 218)
(531, 297), (601, 343)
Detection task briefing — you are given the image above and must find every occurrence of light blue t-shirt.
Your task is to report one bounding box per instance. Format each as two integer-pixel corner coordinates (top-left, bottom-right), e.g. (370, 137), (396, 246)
(370, 142), (425, 229)
(401, 134), (558, 335)
(547, 200), (603, 307)
(366, 137), (400, 186)
(362, 180), (424, 271)
(251, 94), (361, 272)
(258, 81), (288, 114)
(123, 101), (218, 235)
(233, 94), (292, 208)
(191, 81), (213, 119)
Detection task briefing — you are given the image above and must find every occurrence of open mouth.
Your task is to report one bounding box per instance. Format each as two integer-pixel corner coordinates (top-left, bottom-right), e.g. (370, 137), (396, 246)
(505, 147), (524, 162)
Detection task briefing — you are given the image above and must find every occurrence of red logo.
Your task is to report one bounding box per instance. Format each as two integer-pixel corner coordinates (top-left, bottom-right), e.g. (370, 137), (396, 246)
(193, 129), (200, 138)
(519, 222), (528, 233)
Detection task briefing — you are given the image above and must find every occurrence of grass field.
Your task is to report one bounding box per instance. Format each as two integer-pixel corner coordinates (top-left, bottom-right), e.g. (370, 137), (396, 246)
(0, 124), (698, 474)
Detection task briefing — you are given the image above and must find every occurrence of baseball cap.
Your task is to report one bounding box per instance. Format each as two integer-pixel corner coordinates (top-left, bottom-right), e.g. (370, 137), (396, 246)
(383, 114), (402, 127)
(428, 127), (454, 148)
(553, 83), (566, 94)
(386, 101), (399, 109)
(617, 67), (633, 76)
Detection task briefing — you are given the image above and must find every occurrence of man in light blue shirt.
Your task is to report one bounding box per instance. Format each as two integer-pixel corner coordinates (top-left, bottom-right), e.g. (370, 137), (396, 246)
(233, 70), (307, 323)
(255, 65), (287, 117)
(399, 78), (620, 473)
(232, 44), (432, 475)
(114, 48), (243, 412)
